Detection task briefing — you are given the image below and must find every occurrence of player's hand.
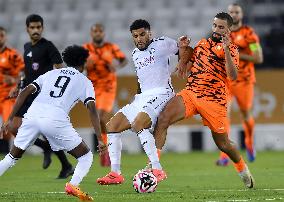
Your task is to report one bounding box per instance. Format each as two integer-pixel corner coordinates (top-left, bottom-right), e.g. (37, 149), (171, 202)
(178, 36), (190, 48)
(97, 141), (108, 155)
(3, 75), (16, 86)
(0, 122), (10, 139)
(221, 31), (231, 49)
(8, 86), (19, 98)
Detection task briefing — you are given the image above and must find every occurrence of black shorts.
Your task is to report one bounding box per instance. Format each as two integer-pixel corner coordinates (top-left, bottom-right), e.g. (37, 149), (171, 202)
(15, 93), (38, 118)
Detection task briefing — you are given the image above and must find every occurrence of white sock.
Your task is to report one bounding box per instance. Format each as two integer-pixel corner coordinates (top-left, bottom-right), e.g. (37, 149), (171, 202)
(108, 133), (122, 174)
(69, 151), (93, 186)
(0, 153), (19, 176)
(137, 129), (162, 170)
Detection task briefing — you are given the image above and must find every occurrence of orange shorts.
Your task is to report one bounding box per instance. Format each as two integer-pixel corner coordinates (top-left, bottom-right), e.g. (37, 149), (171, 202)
(230, 82), (254, 111)
(177, 89), (229, 134)
(0, 98), (15, 122)
(95, 88), (116, 112)
(0, 99), (15, 140)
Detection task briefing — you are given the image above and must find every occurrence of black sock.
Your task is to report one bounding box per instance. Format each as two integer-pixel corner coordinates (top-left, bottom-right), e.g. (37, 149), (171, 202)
(54, 150), (72, 170)
(34, 138), (50, 151)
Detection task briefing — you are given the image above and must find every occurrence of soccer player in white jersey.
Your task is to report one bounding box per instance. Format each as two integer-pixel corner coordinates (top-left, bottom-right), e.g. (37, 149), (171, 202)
(0, 45), (106, 201)
(97, 19), (192, 185)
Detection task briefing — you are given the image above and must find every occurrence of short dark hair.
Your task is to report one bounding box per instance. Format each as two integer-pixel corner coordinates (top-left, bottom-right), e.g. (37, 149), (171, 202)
(129, 19), (150, 32)
(215, 12), (234, 27)
(26, 14), (44, 27)
(0, 26), (6, 32)
(230, 2), (241, 7)
(62, 45), (89, 67)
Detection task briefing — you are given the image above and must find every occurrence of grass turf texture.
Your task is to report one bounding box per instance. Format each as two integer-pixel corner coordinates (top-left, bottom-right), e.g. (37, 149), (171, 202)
(0, 151), (283, 202)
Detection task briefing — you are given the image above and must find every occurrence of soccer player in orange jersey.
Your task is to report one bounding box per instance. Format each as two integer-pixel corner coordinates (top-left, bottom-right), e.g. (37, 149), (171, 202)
(216, 3), (263, 165)
(83, 24), (128, 167)
(154, 12), (255, 188)
(0, 27), (24, 140)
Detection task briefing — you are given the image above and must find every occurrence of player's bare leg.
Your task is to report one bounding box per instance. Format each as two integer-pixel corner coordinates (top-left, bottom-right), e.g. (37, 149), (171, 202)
(98, 109), (112, 167)
(64, 141), (93, 201)
(240, 109), (256, 162)
(212, 132), (254, 188)
(154, 96), (186, 150)
(97, 112), (130, 185)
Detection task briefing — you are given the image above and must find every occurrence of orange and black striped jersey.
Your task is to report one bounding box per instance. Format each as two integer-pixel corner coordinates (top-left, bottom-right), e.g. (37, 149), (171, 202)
(83, 42), (126, 90)
(0, 47), (24, 99)
(230, 25), (259, 83)
(186, 38), (239, 107)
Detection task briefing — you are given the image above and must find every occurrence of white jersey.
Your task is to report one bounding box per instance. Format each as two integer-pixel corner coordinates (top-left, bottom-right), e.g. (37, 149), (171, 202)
(27, 67), (95, 117)
(132, 36), (178, 94)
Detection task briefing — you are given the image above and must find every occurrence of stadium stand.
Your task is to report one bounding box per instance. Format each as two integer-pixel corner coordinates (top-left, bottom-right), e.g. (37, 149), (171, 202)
(0, 0), (282, 70)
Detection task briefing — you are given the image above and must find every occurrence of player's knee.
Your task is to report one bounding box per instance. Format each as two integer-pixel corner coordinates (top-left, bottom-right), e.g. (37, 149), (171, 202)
(132, 119), (150, 133)
(106, 121), (120, 132)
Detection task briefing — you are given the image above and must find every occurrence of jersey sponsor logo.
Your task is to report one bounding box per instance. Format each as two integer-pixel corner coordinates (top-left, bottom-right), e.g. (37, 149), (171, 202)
(32, 62), (39, 70)
(136, 55), (155, 69)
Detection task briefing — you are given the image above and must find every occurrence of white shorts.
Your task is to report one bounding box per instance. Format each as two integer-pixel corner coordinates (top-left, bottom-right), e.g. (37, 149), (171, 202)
(14, 117), (82, 152)
(119, 90), (174, 129)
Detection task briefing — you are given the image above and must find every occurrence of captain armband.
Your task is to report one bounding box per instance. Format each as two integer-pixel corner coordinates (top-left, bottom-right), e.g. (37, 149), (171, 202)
(249, 43), (261, 52)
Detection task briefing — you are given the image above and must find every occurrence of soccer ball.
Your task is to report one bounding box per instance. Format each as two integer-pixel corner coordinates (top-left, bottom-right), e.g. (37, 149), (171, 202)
(133, 170), (158, 193)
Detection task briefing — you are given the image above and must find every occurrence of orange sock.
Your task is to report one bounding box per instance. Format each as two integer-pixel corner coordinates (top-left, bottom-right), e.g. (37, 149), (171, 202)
(219, 152), (229, 159)
(233, 156), (246, 172)
(101, 133), (108, 145)
(157, 149), (161, 159)
(243, 117), (255, 149)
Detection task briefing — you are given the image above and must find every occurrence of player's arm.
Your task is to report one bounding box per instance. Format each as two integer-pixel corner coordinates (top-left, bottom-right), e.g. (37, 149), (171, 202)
(0, 84), (36, 138)
(222, 33), (238, 80)
(136, 76), (141, 94)
(117, 57), (128, 68)
(239, 43), (263, 64)
(86, 101), (107, 153)
(176, 36), (194, 78)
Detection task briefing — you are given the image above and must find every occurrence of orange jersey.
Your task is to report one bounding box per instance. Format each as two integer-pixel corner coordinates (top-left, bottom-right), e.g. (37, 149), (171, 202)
(83, 42), (126, 90)
(186, 38), (239, 107)
(230, 25), (259, 83)
(0, 47), (24, 100)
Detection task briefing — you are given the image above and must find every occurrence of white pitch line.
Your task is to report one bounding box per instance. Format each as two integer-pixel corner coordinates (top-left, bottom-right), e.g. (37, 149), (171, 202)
(206, 197), (284, 202)
(206, 188), (284, 192)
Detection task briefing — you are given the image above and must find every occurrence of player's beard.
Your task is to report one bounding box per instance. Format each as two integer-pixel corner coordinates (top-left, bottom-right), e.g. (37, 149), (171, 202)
(136, 40), (150, 51)
(211, 32), (222, 43)
(93, 38), (103, 44)
(232, 19), (240, 25)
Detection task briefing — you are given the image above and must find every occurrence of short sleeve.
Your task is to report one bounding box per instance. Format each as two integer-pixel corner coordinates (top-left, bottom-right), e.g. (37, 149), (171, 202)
(163, 37), (179, 56)
(112, 44), (126, 60)
(30, 73), (45, 93)
(47, 41), (63, 64)
(190, 40), (203, 63)
(80, 78), (96, 105)
(246, 27), (259, 44)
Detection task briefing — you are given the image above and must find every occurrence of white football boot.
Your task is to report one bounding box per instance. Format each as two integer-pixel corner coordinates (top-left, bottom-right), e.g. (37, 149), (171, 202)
(239, 167), (255, 188)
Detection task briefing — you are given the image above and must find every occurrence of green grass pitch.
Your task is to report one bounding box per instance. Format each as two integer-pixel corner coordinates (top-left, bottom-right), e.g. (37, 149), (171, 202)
(0, 151), (283, 202)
